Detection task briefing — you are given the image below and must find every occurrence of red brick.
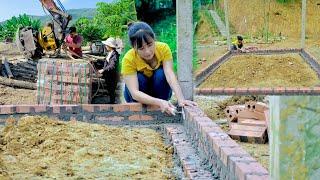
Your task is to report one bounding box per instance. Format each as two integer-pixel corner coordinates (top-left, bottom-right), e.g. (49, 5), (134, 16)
(235, 161), (268, 180)
(228, 156), (257, 176)
(274, 87), (286, 94)
(16, 105), (31, 113)
(232, 123), (266, 131)
(285, 87), (299, 94)
(128, 114), (153, 121)
(184, 106), (207, 120)
(33, 105), (47, 113)
(313, 86), (320, 94)
(220, 146), (250, 166)
(208, 131), (230, 141)
(211, 88), (224, 94)
(264, 110), (270, 137)
(113, 104), (129, 112)
(247, 87), (261, 94)
(194, 88), (200, 94)
(238, 118), (266, 127)
(246, 174), (270, 180)
(237, 109), (265, 121)
(127, 103), (143, 112)
(224, 88), (236, 94)
(0, 105), (15, 114)
(235, 87), (249, 94)
(99, 104), (112, 111)
(193, 116), (213, 125)
(199, 88), (212, 94)
(252, 102), (268, 113)
(211, 138), (239, 158)
(146, 105), (161, 111)
(260, 87), (273, 94)
(96, 116), (124, 121)
(201, 126), (225, 139)
(64, 105), (78, 113)
(82, 104), (94, 112)
(299, 87), (312, 94)
(228, 124), (267, 143)
(51, 105), (61, 113)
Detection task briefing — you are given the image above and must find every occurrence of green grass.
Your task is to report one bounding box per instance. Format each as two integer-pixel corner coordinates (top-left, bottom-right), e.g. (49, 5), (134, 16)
(152, 15), (178, 71)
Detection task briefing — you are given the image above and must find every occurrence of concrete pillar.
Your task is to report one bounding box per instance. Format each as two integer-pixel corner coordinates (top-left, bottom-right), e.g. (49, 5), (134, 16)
(269, 96), (320, 179)
(177, 0), (193, 100)
(301, 0), (306, 48)
(224, 0), (231, 50)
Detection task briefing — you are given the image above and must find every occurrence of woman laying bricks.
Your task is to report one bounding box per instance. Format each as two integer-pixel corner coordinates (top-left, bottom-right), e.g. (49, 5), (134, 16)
(121, 22), (197, 115)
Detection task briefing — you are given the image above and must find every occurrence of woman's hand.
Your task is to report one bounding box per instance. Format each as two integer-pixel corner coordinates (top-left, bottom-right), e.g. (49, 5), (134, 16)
(178, 99), (198, 107)
(158, 100), (177, 116)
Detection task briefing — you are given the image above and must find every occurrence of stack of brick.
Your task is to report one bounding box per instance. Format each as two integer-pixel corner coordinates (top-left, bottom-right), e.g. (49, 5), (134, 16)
(37, 59), (93, 105)
(225, 101), (269, 144)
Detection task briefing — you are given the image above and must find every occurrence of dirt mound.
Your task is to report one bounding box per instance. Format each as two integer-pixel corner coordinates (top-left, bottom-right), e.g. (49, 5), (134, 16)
(0, 85), (36, 105)
(0, 116), (174, 179)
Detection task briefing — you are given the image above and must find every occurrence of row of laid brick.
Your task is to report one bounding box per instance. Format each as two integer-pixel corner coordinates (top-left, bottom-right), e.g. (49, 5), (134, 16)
(231, 48), (301, 55)
(194, 48), (303, 82)
(183, 106), (269, 180)
(194, 51), (232, 83)
(165, 125), (216, 179)
(194, 48), (319, 89)
(0, 103), (162, 115)
(0, 103), (182, 125)
(195, 87), (320, 95)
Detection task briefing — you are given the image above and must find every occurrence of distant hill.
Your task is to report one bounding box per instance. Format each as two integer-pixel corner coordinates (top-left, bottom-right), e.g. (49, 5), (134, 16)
(1, 8), (96, 25)
(31, 8), (96, 25)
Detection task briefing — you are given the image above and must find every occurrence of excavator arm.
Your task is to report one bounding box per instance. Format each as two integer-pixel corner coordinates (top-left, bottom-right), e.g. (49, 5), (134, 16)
(40, 0), (72, 40)
(16, 0), (72, 59)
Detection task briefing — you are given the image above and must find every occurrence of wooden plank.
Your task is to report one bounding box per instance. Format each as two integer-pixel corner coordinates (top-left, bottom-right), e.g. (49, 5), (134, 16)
(0, 76), (36, 89)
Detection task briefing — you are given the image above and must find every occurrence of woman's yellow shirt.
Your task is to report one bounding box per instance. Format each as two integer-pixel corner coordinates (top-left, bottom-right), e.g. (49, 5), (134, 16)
(121, 41), (173, 78)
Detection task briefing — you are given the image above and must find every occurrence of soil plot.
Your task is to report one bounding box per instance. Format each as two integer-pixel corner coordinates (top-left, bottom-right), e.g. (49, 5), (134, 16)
(0, 116), (174, 179)
(199, 53), (320, 88)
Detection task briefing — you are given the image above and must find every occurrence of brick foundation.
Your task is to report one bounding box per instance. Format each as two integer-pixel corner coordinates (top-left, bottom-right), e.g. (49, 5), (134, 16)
(195, 48), (320, 95)
(0, 103), (269, 179)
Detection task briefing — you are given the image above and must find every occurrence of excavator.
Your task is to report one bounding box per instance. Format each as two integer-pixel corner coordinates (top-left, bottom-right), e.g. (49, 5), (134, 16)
(16, 0), (72, 59)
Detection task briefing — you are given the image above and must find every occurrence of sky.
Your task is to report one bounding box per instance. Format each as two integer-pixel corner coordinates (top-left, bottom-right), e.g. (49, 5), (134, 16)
(0, 0), (113, 21)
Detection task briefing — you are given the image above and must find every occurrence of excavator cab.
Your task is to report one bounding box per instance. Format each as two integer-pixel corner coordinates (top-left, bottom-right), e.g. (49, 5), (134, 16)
(16, 0), (72, 59)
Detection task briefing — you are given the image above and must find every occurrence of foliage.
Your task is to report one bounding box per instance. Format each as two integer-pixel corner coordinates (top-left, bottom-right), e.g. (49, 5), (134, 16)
(74, 17), (104, 44)
(276, 0), (298, 3)
(0, 14), (41, 41)
(152, 15), (177, 71)
(94, 0), (137, 38)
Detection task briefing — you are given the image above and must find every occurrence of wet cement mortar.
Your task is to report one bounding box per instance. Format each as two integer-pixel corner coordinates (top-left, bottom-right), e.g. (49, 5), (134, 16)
(199, 53), (320, 88)
(195, 95), (269, 170)
(0, 116), (177, 179)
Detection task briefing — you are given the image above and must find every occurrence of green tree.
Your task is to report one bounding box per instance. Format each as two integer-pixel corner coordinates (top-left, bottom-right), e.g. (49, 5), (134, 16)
(74, 17), (104, 44)
(94, 0), (137, 38)
(0, 14), (41, 40)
